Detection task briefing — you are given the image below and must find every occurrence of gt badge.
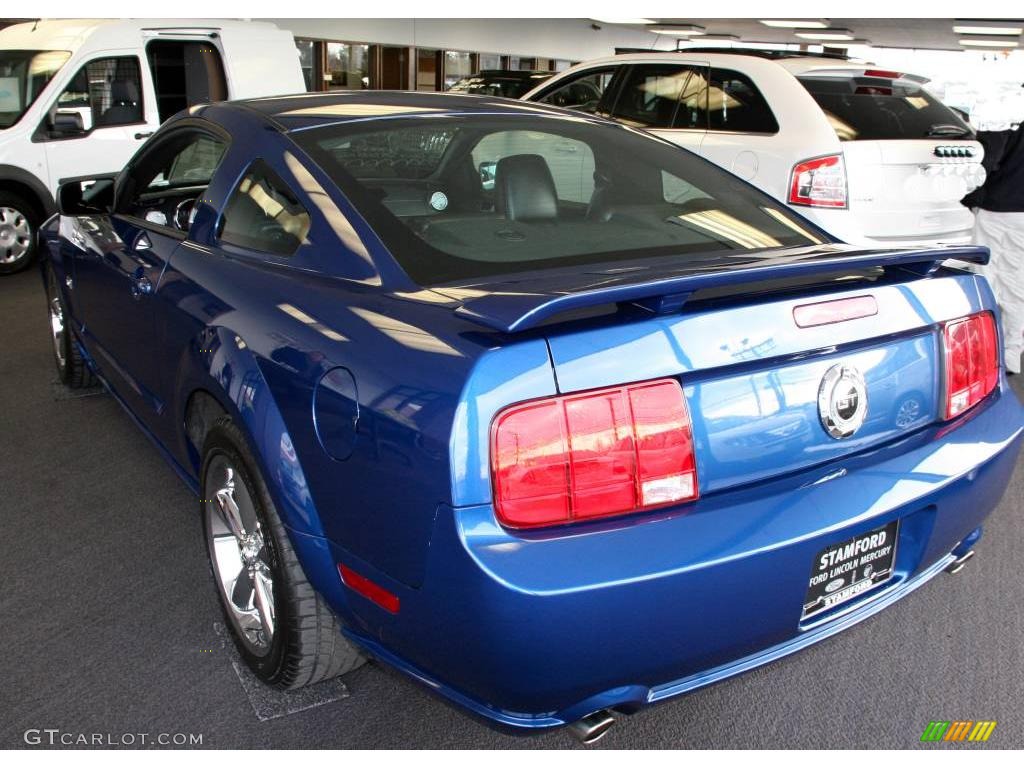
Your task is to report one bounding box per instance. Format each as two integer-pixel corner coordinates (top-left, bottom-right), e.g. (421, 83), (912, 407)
(818, 364), (868, 439)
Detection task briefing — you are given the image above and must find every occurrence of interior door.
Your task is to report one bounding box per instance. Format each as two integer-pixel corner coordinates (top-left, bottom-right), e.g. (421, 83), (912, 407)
(41, 54), (159, 194)
(73, 126), (228, 425)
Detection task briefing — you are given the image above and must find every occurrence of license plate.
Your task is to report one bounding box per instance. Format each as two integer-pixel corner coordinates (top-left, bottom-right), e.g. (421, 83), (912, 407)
(802, 520), (899, 619)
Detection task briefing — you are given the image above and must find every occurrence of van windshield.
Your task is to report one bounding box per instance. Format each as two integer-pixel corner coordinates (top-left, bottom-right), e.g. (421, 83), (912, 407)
(0, 50), (71, 129)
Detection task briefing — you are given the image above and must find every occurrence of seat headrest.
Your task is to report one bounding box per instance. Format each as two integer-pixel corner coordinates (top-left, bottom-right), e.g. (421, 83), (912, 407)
(494, 154), (558, 222)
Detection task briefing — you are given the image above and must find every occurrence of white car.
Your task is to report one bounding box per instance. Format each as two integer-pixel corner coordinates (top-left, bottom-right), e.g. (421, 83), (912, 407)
(0, 18), (305, 273)
(522, 51), (985, 248)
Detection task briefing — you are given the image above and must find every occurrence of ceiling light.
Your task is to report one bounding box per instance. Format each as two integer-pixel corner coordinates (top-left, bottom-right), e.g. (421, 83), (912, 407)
(592, 18), (656, 25)
(649, 24), (706, 36)
(795, 29), (856, 41)
(959, 38), (1020, 47)
(760, 20), (829, 29)
(953, 21), (1024, 35)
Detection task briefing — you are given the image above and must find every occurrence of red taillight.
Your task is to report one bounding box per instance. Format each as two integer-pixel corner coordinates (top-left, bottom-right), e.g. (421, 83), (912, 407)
(788, 154), (848, 209)
(793, 295), (878, 328)
(339, 564), (400, 613)
(864, 69), (902, 79)
(491, 379), (697, 529)
(943, 311), (999, 420)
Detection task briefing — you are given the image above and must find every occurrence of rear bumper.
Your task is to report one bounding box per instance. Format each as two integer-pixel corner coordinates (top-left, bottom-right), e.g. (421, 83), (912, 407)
(340, 384), (1023, 731)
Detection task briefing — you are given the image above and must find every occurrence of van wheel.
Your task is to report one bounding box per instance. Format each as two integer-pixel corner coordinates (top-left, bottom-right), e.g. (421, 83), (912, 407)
(201, 418), (366, 688)
(0, 192), (40, 275)
(44, 264), (95, 388)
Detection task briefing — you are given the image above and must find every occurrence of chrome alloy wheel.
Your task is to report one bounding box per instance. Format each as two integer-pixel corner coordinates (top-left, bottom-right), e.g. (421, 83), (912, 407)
(0, 206), (31, 265)
(46, 269), (66, 370)
(205, 456), (276, 655)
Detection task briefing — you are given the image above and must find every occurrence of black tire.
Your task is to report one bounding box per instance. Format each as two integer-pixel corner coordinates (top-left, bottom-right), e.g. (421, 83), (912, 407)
(44, 263), (95, 388)
(201, 417), (365, 688)
(0, 191), (41, 275)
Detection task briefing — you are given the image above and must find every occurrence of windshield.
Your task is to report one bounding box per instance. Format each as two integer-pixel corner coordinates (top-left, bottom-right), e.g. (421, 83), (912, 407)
(0, 49), (71, 129)
(798, 75), (974, 141)
(295, 115), (827, 285)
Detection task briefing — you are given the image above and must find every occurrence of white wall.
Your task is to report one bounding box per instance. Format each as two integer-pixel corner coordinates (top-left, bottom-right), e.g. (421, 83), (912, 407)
(271, 18), (678, 62)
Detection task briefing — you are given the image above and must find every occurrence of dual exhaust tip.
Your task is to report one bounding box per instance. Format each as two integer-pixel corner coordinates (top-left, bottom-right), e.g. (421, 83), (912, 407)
(946, 549), (975, 575)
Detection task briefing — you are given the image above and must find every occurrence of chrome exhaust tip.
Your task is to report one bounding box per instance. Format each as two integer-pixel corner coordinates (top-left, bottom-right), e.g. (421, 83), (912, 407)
(568, 710), (616, 745)
(946, 549), (975, 575)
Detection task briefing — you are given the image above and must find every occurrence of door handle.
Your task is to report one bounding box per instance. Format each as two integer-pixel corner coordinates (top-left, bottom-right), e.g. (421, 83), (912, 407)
(134, 131), (154, 140)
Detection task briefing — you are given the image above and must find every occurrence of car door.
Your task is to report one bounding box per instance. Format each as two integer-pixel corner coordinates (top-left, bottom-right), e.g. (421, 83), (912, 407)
(73, 125), (227, 425)
(605, 61), (709, 156)
(696, 67), (780, 184)
(40, 53), (160, 194)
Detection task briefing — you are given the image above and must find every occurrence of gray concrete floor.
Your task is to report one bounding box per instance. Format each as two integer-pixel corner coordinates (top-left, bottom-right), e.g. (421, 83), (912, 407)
(1, 266), (1021, 749)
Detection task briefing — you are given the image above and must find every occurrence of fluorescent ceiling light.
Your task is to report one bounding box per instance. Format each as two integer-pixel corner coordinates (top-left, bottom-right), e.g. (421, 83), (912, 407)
(795, 29), (856, 41)
(760, 20), (829, 29)
(959, 37), (1020, 47)
(953, 21), (1023, 35)
(592, 18), (655, 25)
(649, 25), (706, 36)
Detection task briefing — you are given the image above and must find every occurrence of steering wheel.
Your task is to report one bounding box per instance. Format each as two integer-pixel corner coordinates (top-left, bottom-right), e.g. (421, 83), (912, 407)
(174, 198), (198, 232)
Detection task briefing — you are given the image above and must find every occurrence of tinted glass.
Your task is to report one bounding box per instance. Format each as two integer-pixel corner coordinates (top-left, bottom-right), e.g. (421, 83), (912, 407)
(0, 49), (70, 129)
(610, 64), (694, 129)
(119, 131), (227, 213)
(799, 76), (973, 141)
(220, 160), (311, 256)
(296, 116), (825, 285)
(536, 68), (616, 113)
(707, 69), (778, 134)
(57, 56), (143, 129)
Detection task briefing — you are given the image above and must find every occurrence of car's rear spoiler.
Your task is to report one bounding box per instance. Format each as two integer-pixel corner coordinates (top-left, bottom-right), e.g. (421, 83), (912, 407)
(450, 246), (989, 333)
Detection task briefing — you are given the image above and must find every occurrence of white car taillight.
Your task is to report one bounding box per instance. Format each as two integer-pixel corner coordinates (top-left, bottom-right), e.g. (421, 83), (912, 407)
(789, 154), (848, 209)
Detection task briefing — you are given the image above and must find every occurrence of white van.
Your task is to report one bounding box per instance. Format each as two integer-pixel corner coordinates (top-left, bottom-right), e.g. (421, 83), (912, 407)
(524, 51), (986, 249)
(0, 18), (305, 273)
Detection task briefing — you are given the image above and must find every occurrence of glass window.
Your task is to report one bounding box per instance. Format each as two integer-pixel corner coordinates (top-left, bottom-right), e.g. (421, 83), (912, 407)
(798, 75), (973, 141)
(118, 130), (227, 226)
(707, 69), (778, 134)
(296, 116), (825, 286)
(295, 39), (315, 92)
(478, 53), (501, 71)
(55, 56), (143, 131)
(220, 160), (311, 257)
(0, 49), (71, 129)
(553, 60), (572, 72)
(443, 51), (472, 90)
(610, 64), (698, 129)
(326, 42), (368, 90)
(416, 49), (438, 91)
(535, 67), (617, 114)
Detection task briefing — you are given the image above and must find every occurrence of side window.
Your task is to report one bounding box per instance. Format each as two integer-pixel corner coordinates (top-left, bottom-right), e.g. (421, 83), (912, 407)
(472, 130), (596, 205)
(118, 130), (227, 228)
(147, 40), (228, 123)
(609, 64), (698, 129)
(707, 69), (779, 134)
(53, 56), (143, 131)
(219, 160), (311, 257)
(536, 67), (616, 113)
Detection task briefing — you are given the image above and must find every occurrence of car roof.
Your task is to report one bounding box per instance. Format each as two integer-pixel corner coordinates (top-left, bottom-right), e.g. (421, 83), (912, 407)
(0, 18), (284, 50)
(231, 90), (573, 132)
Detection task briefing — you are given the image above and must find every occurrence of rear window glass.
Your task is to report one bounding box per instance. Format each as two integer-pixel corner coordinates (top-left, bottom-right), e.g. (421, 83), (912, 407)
(295, 115), (825, 285)
(799, 76), (973, 141)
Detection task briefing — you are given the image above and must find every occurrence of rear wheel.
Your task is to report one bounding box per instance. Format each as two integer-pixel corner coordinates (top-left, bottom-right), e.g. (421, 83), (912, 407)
(44, 264), (95, 388)
(0, 192), (40, 275)
(201, 418), (365, 687)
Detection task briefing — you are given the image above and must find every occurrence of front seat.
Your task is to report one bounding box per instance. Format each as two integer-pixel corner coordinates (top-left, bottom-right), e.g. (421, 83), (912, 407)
(494, 154), (559, 222)
(97, 78), (142, 126)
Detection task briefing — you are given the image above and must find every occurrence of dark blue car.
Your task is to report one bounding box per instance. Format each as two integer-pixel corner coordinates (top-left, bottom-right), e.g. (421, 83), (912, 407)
(39, 91), (1023, 741)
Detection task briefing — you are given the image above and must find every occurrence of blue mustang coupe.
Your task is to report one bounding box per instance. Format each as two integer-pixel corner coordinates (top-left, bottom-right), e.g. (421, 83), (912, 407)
(40, 92), (1023, 741)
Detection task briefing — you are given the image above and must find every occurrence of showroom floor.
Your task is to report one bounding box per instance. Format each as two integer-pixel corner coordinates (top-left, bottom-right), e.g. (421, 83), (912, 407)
(1, 266), (1022, 750)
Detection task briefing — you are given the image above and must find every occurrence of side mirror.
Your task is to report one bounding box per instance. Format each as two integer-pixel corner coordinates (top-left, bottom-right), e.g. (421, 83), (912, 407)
(57, 177), (116, 216)
(479, 161), (497, 191)
(49, 109), (87, 137)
